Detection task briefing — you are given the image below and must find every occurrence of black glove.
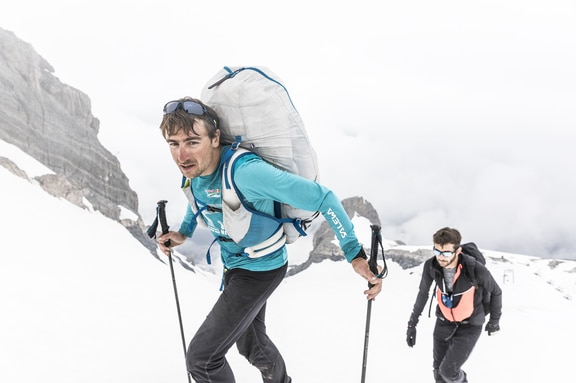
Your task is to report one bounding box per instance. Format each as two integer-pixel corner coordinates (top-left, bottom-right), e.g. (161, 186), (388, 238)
(485, 321), (500, 336)
(406, 325), (417, 347)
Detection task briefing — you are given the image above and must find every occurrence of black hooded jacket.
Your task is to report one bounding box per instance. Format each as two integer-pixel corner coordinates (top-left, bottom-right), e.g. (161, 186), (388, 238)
(408, 253), (502, 327)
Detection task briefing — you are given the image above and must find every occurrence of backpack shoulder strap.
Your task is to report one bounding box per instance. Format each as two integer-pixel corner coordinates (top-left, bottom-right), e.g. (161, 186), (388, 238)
(221, 147), (302, 228)
(221, 147), (250, 209)
(427, 260), (440, 318)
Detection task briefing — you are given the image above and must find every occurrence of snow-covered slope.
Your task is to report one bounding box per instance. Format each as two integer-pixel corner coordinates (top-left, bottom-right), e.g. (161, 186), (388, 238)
(1, 142), (574, 382)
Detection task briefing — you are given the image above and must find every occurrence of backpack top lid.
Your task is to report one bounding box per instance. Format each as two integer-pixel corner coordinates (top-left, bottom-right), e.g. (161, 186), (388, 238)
(200, 66), (320, 244)
(461, 242), (486, 265)
(201, 66), (319, 182)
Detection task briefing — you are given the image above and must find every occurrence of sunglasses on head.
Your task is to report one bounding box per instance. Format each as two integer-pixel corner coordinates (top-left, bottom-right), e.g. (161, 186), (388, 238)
(432, 247), (456, 258)
(163, 100), (205, 115)
(163, 100), (217, 129)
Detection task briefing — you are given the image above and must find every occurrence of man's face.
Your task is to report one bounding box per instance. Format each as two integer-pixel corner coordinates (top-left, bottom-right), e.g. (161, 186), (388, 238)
(165, 120), (220, 179)
(433, 243), (460, 268)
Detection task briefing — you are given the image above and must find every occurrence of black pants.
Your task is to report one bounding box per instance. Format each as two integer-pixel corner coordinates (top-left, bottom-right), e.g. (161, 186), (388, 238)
(186, 263), (291, 383)
(432, 319), (482, 383)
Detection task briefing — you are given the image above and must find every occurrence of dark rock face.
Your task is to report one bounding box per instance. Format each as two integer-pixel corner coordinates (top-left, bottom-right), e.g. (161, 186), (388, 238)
(385, 248), (431, 269)
(0, 27), (155, 253)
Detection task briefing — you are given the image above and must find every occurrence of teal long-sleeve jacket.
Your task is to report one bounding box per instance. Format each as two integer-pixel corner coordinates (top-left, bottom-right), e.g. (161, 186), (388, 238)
(179, 146), (362, 271)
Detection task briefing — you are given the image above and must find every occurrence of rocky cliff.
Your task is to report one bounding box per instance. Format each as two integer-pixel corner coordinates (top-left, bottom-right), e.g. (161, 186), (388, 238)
(0, 27), (155, 253)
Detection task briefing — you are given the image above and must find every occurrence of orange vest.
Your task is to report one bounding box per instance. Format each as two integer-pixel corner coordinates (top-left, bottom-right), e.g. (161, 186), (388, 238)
(436, 265), (477, 322)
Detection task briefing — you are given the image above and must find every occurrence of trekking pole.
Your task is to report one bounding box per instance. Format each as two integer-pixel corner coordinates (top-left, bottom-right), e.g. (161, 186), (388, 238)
(147, 200), (192, 383)
(360, 224), (388, 383)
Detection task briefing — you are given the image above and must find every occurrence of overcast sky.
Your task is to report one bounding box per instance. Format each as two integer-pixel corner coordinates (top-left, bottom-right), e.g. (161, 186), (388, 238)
(1, 0), (575, 259)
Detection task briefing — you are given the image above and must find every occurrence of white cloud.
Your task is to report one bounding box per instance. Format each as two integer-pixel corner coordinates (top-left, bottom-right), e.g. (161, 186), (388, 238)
(1, 0), (575, 259)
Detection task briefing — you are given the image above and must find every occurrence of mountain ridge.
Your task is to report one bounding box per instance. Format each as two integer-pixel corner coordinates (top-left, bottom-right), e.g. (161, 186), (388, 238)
(0, 27), (154, 252)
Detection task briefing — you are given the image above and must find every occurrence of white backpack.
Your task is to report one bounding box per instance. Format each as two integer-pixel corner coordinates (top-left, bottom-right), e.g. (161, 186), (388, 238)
(201, 66), (319, 243)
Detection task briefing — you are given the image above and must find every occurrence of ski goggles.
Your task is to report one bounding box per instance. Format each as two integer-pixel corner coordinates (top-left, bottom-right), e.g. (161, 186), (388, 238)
(163, 100), (217, 129)
(433, 247), (456, 258)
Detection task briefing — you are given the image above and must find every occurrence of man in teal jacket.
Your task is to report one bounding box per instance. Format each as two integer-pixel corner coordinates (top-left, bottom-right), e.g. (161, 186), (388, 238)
(156, 97), (382, 383)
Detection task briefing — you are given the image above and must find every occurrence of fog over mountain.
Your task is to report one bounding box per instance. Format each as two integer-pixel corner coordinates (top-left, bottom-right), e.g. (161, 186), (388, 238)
(1, 29), (575, 382)
(1, 0), (575, 261)
(2, 7), (576, 382)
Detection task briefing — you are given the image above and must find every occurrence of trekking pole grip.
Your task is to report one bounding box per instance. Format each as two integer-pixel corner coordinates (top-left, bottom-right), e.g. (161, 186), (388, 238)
(156, 200), (171, 247)
(368, 224), (381, 287)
